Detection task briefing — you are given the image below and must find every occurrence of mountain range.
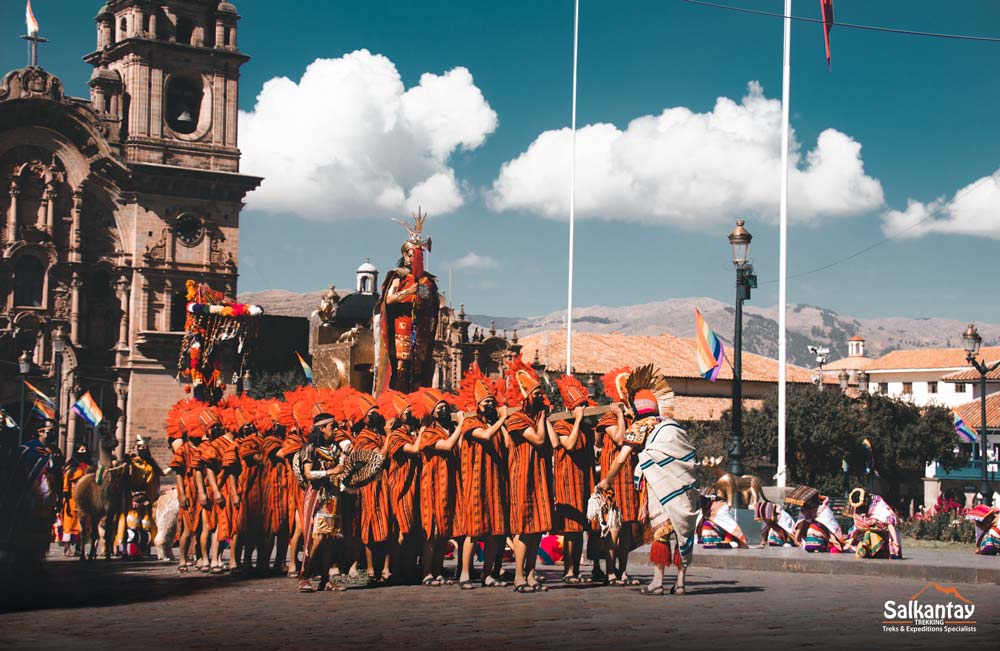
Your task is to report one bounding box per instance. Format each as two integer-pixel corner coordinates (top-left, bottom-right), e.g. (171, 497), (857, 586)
(238, 289), (1000, 368)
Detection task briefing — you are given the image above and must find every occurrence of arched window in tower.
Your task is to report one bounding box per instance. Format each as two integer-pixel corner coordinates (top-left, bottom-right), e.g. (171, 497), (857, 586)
(165, 76), (203, 135)
(176, 16), (193, 45)
(13, 256), (44, 307)
(224, 27), (233, 47)
(119, 17), (128, 40)
(361, 276), (371, 294)
(144, 13), (153, 36)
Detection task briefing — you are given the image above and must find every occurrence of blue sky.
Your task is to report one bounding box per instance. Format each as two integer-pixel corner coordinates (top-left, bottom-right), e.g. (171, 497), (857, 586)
(3, 1), (999, 322)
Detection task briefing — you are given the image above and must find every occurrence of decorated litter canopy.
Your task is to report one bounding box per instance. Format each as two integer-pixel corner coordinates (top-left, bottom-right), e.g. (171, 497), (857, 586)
(178, 280), (263, 403)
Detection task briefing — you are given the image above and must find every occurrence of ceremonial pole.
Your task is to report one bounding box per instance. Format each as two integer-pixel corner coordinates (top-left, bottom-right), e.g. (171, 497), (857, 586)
(776, 0), (792, 488)
(565, 0), (580, 375)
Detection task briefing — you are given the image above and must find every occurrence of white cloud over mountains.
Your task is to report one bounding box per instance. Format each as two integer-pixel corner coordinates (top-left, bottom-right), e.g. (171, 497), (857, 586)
(487, 82), (884, 228)
(240, 50), (497, 220)
(881, 169), (1000, 239)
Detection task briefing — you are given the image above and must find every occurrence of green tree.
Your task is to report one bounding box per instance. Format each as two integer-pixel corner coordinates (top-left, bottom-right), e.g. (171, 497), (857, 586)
(681, 385), (963, 501)
(247, 369), (306, 400)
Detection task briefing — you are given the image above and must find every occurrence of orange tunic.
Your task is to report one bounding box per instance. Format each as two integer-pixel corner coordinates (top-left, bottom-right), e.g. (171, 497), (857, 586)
(597, 413), (640, 523)
(354, 428), (391, 544)
(456, 417), (508, 537)
(261, 435), (288, 537)
(505, 412), (553, 535)
(60, 461), (90, 539)
(552, 420), (594, 533)
(168, 442), (204, 532)
(419, 424), (458, 539)
(386, 427), (420, 535)
(199, 436), (241, 540)
(238, 433), (266, 539)
(280, 430), (306, 528)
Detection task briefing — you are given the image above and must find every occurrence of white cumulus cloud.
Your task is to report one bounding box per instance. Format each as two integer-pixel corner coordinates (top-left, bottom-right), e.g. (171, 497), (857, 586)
(450, 252), (499, 271)
(487, 81), (884, 228)
(881, 169), (1000, 239)
(240, 50), (497, 220)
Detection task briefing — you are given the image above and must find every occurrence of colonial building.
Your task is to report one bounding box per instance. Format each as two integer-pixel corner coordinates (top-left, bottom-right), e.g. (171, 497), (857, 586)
(0, 1), (260, 461)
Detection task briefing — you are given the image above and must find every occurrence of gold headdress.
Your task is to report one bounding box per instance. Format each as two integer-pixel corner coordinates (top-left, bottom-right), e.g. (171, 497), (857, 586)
(393, 207), (433, 254)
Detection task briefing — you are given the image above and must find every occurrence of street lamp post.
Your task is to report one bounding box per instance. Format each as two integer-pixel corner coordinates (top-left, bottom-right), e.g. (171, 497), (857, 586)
(727, 220), (756, 496)
(18, 350), (31, 442)
(838, 369), (849, 392)
(962, 324), (999, 504)
(52, 326), (66, 449)
(857, 370), (869, 394)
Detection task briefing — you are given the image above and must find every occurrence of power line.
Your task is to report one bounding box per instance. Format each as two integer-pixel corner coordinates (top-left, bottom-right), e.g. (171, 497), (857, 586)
(682, 0), (1000, 43)
(759, 173), (997, 284)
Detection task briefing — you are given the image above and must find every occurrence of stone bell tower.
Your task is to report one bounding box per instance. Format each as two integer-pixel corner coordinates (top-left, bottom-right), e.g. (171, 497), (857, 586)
(84, 0), (244, 171)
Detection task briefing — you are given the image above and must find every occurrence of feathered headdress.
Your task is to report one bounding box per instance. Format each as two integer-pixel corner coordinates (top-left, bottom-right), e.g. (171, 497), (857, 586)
(394, 207), (432, 278)
(408, 388), (450, 422)
(218, 395), (254, 434)
(601, 366), (632, 403)
(253, 398), (282, 434)
(378, 389), (410, 421)
(456, 363), (497, 413)
(165, 398), (202, 442)
(343, 390), (378, 425)
(555, 374), (594, 410)
(504, 355), (545, 409)
(624, 364), (674, 417)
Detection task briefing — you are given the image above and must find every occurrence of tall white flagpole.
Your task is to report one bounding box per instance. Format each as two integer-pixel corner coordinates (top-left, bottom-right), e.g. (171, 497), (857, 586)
(777, 0), (792, 488)
(566, 0), (580, 375)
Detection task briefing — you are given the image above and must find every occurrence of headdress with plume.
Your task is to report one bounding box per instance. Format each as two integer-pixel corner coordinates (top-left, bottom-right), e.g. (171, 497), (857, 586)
(378, 389), (411, 422)
(343, 390), (378, 425)
(601, 366), (632, 403)
(504, 355), (549, 411)
(555, 374), (595, 411)
(393, 207), (432, 277)
(623, 364), (674, 417)
(408, 388), (451, 422)
(456, 363), (498, 413)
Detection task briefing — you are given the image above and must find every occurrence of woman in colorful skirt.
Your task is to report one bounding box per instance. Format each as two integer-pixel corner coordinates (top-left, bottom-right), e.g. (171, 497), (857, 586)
(844, 488), (902, 559)
(698, 492), (748, 549)
(754, 501), (796, 547)
(966, 504), (1000, 555)
(788, 487), (844, 553)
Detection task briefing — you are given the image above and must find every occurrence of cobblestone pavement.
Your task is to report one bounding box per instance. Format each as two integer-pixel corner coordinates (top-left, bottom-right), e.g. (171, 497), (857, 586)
(0, 552), (997, 651)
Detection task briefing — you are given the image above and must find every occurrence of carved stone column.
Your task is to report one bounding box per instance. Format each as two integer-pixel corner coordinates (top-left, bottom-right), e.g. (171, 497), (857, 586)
(69, 272), (83, 344)
(115, 274), (130, 350)
(114, 377), (128, 460)
(70, 190), (83, 263)
(7, 179), (20, 241)
(64, 378), (78, 455)
(148, 12), (157, 38)
(43, 185), (55, 234)
(215, 20), (224, 47)
(162, 278), (173, 331)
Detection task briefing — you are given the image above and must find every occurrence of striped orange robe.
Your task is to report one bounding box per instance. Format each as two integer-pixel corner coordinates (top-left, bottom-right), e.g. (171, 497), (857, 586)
(505, 412), (553, 535)
(552, 420), (594, 533)
(168, 442), (204, 532)
(354, 428), (391, 544)
(238, 433), (267, 540)
(280, 430), (306, 528)
(199, 436), (241, 541)
(456, 417), (508, 537)
(597, 413), (640, 523)
(419, 424), (458, 539)
(261, 434), (288, 538)
(386, 427), (420, 535)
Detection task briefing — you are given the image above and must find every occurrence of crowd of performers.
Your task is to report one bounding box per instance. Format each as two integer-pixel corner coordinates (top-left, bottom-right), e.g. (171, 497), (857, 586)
(161, 359), (702, 595)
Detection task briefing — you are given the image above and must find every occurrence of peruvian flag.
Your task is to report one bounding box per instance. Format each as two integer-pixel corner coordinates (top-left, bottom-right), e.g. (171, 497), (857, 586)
(25, 0), (40, 36)
(821, 0), (834, 70)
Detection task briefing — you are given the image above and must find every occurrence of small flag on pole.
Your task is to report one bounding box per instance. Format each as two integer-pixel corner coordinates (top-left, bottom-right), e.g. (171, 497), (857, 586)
(295, 351), (313, 385)
(72, 391), (103, 428)
(695, 309), (725, 382)
(32, 400), (54, 421)
(25, 0), (40, 36)
(24, 380), (53, 407)
(820, 0), (835, 70)
(841, 458), (849, 473)
(953, 413), (978, 444)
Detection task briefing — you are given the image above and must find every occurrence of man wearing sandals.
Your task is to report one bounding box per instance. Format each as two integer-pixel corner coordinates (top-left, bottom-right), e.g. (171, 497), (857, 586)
(597, 365), (700, 596)
(297, 412), (346, 592)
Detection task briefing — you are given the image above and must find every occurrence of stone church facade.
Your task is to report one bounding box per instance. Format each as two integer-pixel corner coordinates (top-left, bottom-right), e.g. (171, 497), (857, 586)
(0, 0), (259, 461)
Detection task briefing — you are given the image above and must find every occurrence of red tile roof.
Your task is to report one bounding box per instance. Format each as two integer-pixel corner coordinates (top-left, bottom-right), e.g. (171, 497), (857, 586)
(941, 365), (1000, 383)
(867, 346), (1000, 372)
(953, 392), (1000, 429)
(519, 330), (832, 384)
(672, 396), (764, 422)
(823, 356), (872, 372)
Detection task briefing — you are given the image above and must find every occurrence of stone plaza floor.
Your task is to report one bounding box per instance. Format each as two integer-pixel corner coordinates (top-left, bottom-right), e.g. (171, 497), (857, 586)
(0, 546), (997, 650)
